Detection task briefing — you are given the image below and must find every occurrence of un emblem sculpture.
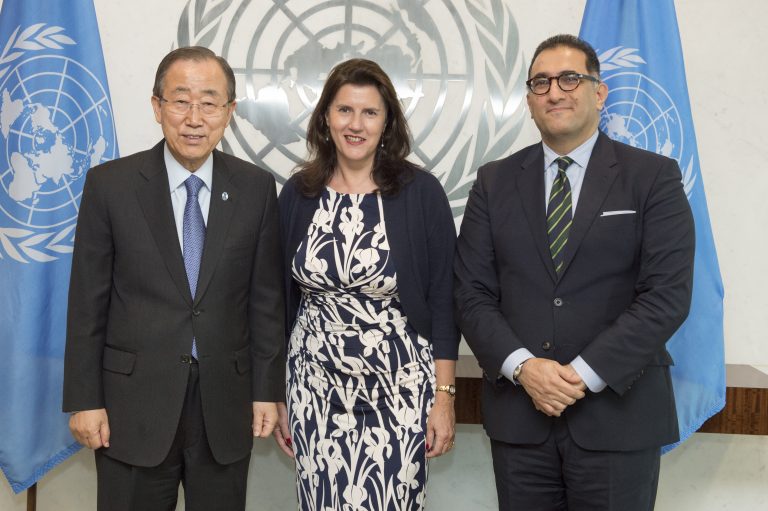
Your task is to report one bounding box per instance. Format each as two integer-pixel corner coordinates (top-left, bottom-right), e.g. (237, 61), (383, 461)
(176, 0), (526, 218)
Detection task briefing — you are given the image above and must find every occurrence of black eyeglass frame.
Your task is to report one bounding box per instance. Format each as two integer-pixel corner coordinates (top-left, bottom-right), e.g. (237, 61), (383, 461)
(525, 73), (600, 95)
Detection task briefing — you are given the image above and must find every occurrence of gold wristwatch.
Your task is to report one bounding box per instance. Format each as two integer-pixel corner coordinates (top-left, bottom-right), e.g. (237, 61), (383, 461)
(436, 384), (456, 397)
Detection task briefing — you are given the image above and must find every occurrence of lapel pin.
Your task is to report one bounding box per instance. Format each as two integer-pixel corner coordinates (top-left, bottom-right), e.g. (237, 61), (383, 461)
(221, 192), (229, 201)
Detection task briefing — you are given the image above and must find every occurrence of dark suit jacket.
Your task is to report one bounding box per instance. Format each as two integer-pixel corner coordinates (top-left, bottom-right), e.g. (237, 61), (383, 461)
(455, 132), (694, 451)
(63, 140), (285, 467)
(279, 170), (459, 359)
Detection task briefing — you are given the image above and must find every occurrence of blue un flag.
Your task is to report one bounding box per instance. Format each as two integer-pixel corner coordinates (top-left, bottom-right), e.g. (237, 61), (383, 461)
(579, 0), (725, 452)
(0, 0), (118, 492)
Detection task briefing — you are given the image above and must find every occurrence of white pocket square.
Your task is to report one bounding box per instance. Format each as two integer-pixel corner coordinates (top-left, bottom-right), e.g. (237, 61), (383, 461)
(600, 210), (636, 217)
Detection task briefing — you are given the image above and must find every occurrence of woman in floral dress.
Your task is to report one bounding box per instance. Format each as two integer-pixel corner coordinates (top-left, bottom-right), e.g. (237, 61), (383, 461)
(274, 58), (459, 510)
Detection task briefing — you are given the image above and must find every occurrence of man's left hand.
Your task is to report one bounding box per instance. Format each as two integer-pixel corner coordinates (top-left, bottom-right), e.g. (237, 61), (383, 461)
(564, 364), (588, 393)
(252, 401), (278, 438)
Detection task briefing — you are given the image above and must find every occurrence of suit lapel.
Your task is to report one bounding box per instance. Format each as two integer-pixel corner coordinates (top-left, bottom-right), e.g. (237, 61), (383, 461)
(194, 151), (235, 305)
(135, 141), (193, 305)
(560, 133), (619, 276)
(518, 145), (557, 283)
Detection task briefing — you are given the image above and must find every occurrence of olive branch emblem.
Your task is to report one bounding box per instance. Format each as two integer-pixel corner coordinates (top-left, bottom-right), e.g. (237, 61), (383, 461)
(0, 24), (75, 80)
(445, 0), (527, 216)
(0, 24), (78, 264)
(176, 0), (234, 48)
(0, 224), (76, 263)
(444, 0), (525, 217)
(597, 46), (646, 71)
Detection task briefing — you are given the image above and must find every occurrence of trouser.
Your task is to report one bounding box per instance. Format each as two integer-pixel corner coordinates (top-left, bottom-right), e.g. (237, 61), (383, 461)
(491, 417), (660, 511)
(95, 362), (250, 511)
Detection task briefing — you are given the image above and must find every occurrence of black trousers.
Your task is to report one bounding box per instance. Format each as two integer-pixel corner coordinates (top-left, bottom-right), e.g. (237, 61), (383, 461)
(95, 363), (250, 511)
(491, 418), (660, 511)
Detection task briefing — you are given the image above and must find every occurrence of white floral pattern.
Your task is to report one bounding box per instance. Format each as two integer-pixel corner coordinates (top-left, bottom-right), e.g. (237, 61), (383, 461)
(288, 188), (435, 511)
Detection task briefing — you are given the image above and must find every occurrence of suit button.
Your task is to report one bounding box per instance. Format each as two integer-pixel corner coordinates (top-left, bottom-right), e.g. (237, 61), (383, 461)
(181, 354), (192, 363)
(542, 341), (552, 351)
(553, 298), (563, 307)
(192, 310), (201, 316)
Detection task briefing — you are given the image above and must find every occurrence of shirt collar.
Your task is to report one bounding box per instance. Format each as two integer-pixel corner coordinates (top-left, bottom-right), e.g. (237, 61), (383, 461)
(164, 143), (213, 193)
(542, 129), (600, 171)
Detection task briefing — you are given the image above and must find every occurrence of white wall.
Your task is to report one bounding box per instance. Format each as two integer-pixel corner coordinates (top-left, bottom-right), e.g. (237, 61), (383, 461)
(675, 1), (768, 366)
(1, 0), (766, 509)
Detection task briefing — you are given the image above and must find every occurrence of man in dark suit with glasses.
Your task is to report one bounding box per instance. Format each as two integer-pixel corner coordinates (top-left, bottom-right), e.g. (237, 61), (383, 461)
(455, 34), (695, 511)
(63, 46), (284, 511)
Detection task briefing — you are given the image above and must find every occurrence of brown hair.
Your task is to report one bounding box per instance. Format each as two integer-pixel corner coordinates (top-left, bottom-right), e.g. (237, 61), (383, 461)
(295, 58), (416, 197)
(153, 46), (236, 102)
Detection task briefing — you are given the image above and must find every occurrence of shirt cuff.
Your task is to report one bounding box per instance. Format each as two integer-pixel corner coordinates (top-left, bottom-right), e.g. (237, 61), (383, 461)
(570, 356), (607, 392)
(500, 348), (535, 384)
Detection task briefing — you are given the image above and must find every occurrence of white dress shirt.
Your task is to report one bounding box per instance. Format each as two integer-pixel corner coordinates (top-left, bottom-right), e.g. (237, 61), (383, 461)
(164, 143), (213, 253)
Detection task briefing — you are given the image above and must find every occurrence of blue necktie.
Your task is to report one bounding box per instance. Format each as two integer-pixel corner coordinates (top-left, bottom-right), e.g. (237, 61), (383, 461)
(547, 156), (574, 275)
(183, 175), (205, 359)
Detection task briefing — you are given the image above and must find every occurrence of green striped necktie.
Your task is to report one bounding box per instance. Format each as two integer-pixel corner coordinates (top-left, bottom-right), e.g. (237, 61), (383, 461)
(547, 156), (574, 275)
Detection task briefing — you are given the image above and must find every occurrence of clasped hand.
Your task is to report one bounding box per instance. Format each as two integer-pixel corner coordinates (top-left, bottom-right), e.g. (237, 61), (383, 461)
(517, 359), (587, 417)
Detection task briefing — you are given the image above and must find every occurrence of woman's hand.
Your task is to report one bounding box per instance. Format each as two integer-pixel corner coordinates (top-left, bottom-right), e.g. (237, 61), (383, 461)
(272, 402), (294, 458)
(425, 392), (455, 458)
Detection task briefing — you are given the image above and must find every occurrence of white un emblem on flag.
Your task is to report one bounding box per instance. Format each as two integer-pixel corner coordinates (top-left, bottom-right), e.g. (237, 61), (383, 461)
(597, 46), (696, 198)
(0, 24), (116, 263)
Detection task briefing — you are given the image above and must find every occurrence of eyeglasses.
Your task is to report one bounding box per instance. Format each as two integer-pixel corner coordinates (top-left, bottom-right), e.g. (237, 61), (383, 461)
(156, 97), (231, 116)
(525, 73), (600, 95)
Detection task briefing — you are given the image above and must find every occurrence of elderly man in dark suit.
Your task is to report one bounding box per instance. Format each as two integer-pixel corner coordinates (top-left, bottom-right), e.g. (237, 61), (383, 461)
(455, 34), (695, 511)
(63, 46), (284, 511)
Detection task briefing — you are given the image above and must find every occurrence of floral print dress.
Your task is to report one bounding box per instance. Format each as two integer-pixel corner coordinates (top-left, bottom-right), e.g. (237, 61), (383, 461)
(288, 187), (435, 511)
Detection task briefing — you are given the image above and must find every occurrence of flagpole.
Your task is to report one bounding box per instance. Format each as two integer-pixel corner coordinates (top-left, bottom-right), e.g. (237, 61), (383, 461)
(26, 483), (36, 511)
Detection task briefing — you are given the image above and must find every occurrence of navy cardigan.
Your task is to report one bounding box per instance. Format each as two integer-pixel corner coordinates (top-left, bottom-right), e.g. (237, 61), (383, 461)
(278, 170), (460, 360)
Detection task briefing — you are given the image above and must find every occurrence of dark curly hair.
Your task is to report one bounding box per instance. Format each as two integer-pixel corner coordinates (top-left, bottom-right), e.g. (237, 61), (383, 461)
(295, 58), (417, 197)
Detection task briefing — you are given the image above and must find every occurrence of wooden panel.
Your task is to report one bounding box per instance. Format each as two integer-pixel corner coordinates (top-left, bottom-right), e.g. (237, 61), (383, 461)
(698, 387), (768, 435)
(455, 377), (483, 424)
(455, 377), (768, 435)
